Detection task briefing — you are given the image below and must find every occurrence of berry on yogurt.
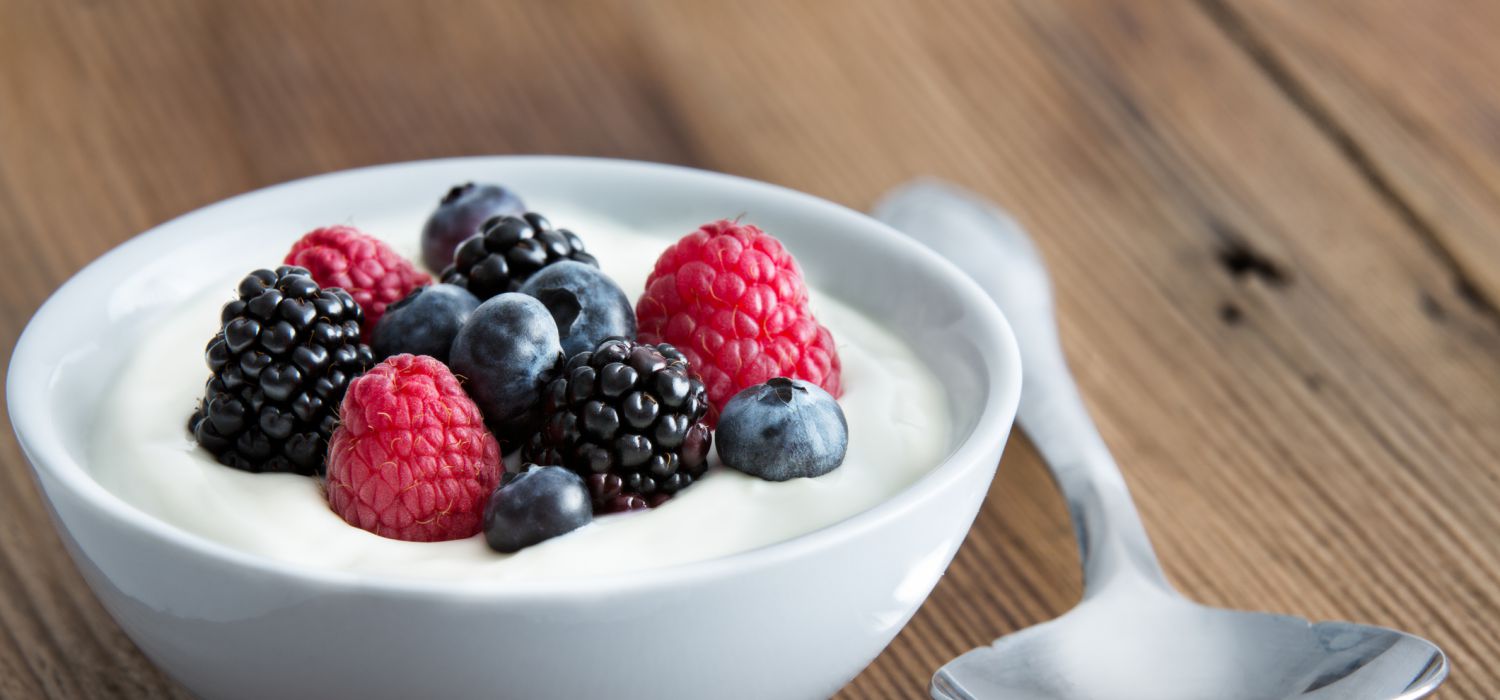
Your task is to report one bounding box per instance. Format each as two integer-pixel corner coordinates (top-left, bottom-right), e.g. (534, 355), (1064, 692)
(483, 465), (593, 553)
(716, 377), (847, 481)
(636, 220), (842, 423)
(284, 225), (431, 339)
(448, 293), (564, 445)
(189, 266), (374, 475)
(584, 473), (654, 513)
(175, 183), (872, 560)
(441, 213), (599, 301)
(325, 354), (502, 541)
(421, 182), (526, 273)
(370, 283), (480, 364)
(518, 260), (636, 357)
(524, 338), (712, 512)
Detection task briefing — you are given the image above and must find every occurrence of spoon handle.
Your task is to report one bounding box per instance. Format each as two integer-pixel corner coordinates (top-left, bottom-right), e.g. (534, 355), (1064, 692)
(874, 180), (1170, 596)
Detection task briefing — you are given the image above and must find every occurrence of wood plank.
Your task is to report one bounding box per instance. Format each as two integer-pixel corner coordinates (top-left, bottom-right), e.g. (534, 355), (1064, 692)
(0, 1), (692, 697)
(1217, 0), (1500, 311)
(629, 1), (1500, 696)
(0, 0), (1495, 698)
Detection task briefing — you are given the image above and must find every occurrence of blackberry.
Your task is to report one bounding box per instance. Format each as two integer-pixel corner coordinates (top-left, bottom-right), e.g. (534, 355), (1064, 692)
(440, 212), (599, 301)
(188, 266), (375, 475)
(525, 339), (712, 512)
(584, 473), (672, 514)
(421, 182), (525, 273)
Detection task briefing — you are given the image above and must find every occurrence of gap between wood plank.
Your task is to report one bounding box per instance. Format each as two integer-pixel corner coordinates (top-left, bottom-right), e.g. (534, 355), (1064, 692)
(1197, 0), (1500, 326)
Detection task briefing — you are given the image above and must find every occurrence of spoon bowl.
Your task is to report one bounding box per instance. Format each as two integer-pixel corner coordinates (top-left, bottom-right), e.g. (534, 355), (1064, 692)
(875, 180), (1448, 700)
(933, 577), (1446, 700)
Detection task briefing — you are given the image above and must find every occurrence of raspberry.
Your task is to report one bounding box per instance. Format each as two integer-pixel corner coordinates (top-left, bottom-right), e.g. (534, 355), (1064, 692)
(325, 354), (502, 542)
(285, 226), (430, 339)
(636, 220), (842, 422)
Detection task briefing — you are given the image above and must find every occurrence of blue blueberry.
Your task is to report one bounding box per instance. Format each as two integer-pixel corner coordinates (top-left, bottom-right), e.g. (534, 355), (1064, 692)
(518, 261), (636, 357)
(716, 377), (848, 481)
(370, 284), (480, 364)
(421, 183), (525, 273)
(449, 293), (562, 441)
(484, 465), (592, 553)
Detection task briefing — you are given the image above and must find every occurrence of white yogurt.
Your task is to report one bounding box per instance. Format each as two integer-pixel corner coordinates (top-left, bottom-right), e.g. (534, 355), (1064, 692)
(89, 211), (950, 581)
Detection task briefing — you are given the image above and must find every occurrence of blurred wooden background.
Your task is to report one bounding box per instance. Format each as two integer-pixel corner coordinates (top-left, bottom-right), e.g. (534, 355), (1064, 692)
(2, 1), (1498, 697)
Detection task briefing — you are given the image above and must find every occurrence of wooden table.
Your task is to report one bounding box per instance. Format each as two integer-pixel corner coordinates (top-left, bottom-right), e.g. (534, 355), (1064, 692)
(2, 1), (1496, 697)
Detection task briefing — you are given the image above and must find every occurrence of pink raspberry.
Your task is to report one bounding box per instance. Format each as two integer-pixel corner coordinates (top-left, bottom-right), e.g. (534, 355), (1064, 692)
(636, 220), (842, 423)
(285, 226), (430, 339)
(326, 354), (501, 542)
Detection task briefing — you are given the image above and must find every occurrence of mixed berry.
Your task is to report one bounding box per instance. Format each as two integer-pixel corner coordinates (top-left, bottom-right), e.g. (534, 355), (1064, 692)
(186, 182), (851, 553)
(449, 293), (565, 445)
(637, 219), (842, 423)
(440, 213), (598, 300)
(518, 261), (635, 357)
(285, 225), (431, 339)
(484, 466), (593, 553)
(716, 377), (847, 481)
(421, 182), (525, 273)
(370, 283), (479, 364)
(189, 266), (374, 475)
(325, 354), (501, 541)
(525, 339), (712, 512)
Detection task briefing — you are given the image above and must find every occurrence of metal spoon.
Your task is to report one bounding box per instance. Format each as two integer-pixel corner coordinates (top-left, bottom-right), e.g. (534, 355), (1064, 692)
(873, 180), (1449, 700)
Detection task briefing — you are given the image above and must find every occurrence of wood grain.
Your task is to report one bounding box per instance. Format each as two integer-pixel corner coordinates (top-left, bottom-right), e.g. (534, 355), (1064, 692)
(1220, 0), (1500, 311)
(1, 1), (1496, 698)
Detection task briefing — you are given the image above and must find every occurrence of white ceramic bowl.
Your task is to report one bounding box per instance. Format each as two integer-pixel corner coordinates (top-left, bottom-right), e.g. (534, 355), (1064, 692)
(7, 157), (1020, 700)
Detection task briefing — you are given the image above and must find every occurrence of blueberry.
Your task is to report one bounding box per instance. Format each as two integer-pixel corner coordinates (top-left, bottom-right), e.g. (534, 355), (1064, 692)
(518, 261), (636, 357)
(716, 377), (848, 481)
(421, 183), (525, 273)
(449, 293), (563, 442)
(370, 284), (480, 364)
(484, 465), (592, 553)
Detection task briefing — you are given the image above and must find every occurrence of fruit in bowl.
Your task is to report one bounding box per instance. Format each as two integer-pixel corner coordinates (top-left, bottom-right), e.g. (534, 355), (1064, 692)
(7, 157), (1019, 700)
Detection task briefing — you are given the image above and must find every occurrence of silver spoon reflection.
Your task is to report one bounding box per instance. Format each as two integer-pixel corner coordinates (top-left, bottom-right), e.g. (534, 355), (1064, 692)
(875, 181), (1447, 700)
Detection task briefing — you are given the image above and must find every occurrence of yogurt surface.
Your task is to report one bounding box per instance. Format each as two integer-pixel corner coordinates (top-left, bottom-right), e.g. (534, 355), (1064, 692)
(89, 210), (950, 581)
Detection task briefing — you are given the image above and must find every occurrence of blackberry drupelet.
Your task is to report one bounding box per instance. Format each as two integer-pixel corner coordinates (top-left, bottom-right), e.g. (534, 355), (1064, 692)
(189, 266), (375, 475)
(582, 473), (670, 514)
(420, 182), (525, 273)
(440, 212), (599, 300)
(525, 338), (712, 513)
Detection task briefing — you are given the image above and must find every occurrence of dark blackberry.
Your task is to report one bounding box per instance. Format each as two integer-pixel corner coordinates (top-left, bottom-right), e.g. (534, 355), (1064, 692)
(421, 182), (524, 273)
(584, 473), (673, 514)
(525, 338), (712, 512)
(188, 266), (375, 475)
(439, 212), (599, 301)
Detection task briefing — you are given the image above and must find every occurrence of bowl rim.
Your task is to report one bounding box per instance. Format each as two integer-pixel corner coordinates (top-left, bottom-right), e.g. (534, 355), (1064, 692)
(6, 156), (1021, 599)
